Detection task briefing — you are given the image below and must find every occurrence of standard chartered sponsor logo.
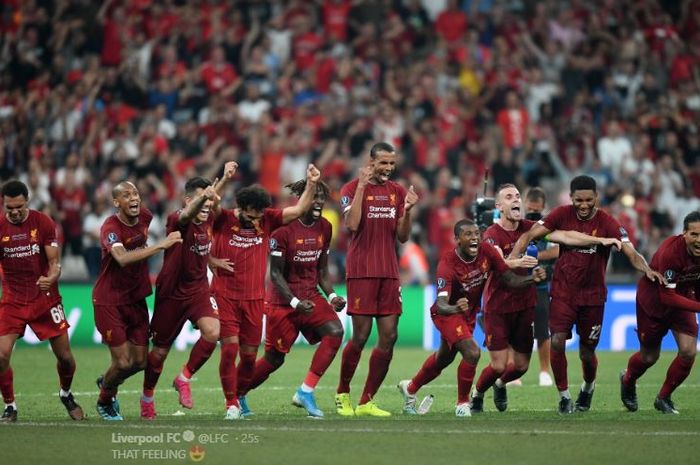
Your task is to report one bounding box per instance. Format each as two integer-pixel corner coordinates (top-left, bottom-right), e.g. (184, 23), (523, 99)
(229, 234), (263, 248)
(367, 205), (396, 219)
(189, 243), (211, 256)
(293, 250), (321, 262)
(2, 243), (41, 258)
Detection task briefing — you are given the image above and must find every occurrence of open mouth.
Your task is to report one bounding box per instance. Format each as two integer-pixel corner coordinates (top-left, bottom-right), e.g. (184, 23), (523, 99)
(378, 172), (391, 182)
(311, 207), (322, 218)
(468, 240), (479, 254)
(128, 202), (140, 215)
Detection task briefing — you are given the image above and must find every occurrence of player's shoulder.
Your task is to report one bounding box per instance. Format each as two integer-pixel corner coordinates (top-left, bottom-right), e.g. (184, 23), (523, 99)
(30, 209), (56, 227)
(141, 207), (154, 222)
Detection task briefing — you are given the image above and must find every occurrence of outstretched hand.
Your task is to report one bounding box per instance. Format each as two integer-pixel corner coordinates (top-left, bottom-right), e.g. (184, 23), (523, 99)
(306, 164), (320, 183)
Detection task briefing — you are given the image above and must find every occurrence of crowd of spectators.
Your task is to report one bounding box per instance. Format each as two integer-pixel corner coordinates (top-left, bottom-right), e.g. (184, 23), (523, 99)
(0, 0), (699, 283)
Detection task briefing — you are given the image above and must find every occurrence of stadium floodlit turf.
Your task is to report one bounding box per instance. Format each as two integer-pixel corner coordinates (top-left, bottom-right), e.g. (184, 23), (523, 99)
(3, 347), (698, 465)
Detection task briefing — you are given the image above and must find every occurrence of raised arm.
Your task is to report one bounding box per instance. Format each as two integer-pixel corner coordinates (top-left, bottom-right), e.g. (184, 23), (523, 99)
(178, 183), (219, 225)
(547, 230), (622, 249)
(621, 242), (665, 284)
(509, 222), (552, 258)
(397, 185), (419, 243)
(211, 161), (238, 217)
(110, 232), (182, 268)
(345, 167), (371, 232)
(282, 164), (320, 224)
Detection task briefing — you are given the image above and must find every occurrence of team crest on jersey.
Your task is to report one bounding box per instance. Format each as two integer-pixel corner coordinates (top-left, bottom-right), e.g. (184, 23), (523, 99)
(456, 325), (463, 336)
(340, 196), (350, 207)
(591, 228), (598, 237)
(485, 238), (495, 245)
(231, 225), (240, 232)
(367, 196), (374, 201)
(269, 238), (277, 250)
(481, 260), (489, 272)
(619, 227), (628, 237)
(296, 238), (304, 244)
(1, 236), (9, 242)
(437, 278), (446, 289)
(390, 194), (396, 205)
(664, 269), (676, 282)
(30, 229), (38, 242)
(107, 232), (118, 244)
(318, 235), (323, 247)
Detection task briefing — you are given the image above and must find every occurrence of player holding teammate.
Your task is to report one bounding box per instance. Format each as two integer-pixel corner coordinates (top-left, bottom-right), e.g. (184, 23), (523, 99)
(211, 164), (320, 420)
(0, 180), (84, 422)
(93, 181), (182, 420)
(335, 142), (419, 417)
(511, 175), (663, 414)
(140, 176), (222, 419)
(620, 211), (700, 414)
(398, 219), (546, 417)
(237, 179), (346, 418)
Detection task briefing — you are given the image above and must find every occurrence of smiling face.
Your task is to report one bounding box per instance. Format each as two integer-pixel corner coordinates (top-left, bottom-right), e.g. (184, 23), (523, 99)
(370, 150), (397, 184)
(496, 186), (522, 222)
(456, 222), (481, 259)
(571, 189), (598, 220)
(113, 182), (141, 222)
(684, 221), (700, 257)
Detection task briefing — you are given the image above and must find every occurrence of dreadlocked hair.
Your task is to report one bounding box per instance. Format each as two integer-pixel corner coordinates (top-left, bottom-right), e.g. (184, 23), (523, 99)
(285, 179), (330, 198)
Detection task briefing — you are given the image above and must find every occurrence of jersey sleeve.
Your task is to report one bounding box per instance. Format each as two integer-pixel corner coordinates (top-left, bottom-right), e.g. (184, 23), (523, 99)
(339, 182), (356, 215)
(39, 213), (59, 248)
(435, 255), (453, 299)
(603, 212), (630, 243)
(269, 227), (288, 258)
(483, 242), (510, 274)
(395, 183), (407, 219)
(101, 218), (123, 251)
(541, 205), (565, 232)
(266, 208), (284, 233)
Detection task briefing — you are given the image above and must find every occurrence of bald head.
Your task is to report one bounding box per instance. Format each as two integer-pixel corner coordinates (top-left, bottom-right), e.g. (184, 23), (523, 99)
(112, 181), (137, 199)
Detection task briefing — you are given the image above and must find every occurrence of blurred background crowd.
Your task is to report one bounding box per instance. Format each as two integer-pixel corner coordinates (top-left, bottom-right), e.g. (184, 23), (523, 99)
(0, 0), (699, 284)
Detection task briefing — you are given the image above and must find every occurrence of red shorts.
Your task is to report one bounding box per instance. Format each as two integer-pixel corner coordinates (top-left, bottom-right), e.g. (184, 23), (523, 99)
(94, 300), (149, 347)
(0, 295), (67, 341)
(218, 295), (264, 346)
(346, 278), (402, 316)
(636, 301), (699, 348)
(483, 308), (535, 353)
(264, 295), (340, 353)
(150, 292), (219, 348)
(549, 298), (604, 348)
(432, 312), (476, 349)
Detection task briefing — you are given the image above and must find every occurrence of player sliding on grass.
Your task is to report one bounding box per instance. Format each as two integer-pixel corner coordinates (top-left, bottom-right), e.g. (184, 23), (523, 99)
(237, 179), (346, 418)
(621, 211), (700, 414)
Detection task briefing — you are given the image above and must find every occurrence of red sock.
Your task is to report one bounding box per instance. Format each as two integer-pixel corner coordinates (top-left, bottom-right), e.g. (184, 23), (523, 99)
(236, 351), (257, 397)
(184, 338), (217, 378)
(582, 353), (598, 384)
(359, 348), (392, 405)
(550, 350), (568, 391)
(658, 355), (695, 399)
(247, 357), (277, 392)
(0, 367), (14, 403)
(457, 360), (477, 404)
(56, 358), (76, 391)
(475, 365), (500, 393)
(98, 385), (118, 405)
(143, 351), (165, 397)
(499, 364), (527, 384)
(624, 352), (653, 385)
(408, 353), (441, 394)
(308, 335), (342, 378)
(337, 341), (363, 394)
(219, 343), (239, 407)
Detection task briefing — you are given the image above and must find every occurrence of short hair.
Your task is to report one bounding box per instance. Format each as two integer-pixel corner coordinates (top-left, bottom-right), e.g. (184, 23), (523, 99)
(683, 211), (700, 231)
(570, 175), (597, 194)
(454, 218), (476, 237)
(236, 184), (272, 210)
(184, 177), (212, 196)
(285, 179), (330, 198)
(495, 183), (517, 199)
(1, 179), (28, 199)
(526, 187), (546, 204)
(111, 181), (137, 199)
(369, 142), (395, 159)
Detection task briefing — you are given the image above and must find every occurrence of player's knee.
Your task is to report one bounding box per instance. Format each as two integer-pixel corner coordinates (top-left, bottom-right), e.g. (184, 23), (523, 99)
(550, 335), (567, 351)
(679, 349), (696, 362)
(265, 350), (285, 368)
(0, 351), (10, 370)
(55, 351), (75, 367)
(465, 347), (480, 365)
(326, 325), (344, 340)
(114, 355), (132, 372)
(351, 333), (369, 348)
(490, 360), (507, 374)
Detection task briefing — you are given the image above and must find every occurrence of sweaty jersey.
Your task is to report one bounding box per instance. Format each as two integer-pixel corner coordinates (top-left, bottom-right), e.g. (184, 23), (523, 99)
(92, 208), (153, 305)
(541, 205), (628, 305)
(340, 179), (406, 278)
(211, 208), (284, 300)
(267, 217), (332, 304)
(431, 243), (509, 317)
(155, 211), (213, 300)
(0, 210), (60, 304)
(637, 234), (700, 315)
(483, 220), (536, 313)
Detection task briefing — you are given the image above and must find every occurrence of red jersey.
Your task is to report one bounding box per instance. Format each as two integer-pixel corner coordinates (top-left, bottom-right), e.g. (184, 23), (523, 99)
(340, 179), (407, 279)
(267, 217), (332, 304)
(431, 243), (509, 317)
(483, 220), (536, 314)
(211, 208), (284, 300)
(92, 209), (153, 306)
(155, 212), (213, 300)
(542, 205), (629, 305)
(0, 210), (60, 304)
(637, 235), (700, 316)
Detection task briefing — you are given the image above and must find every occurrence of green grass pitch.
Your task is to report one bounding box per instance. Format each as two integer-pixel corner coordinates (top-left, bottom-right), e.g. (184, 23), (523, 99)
(3, 346), (699, 465)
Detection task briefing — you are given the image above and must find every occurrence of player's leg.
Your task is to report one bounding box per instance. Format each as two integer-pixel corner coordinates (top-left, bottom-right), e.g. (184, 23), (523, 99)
(355, 314), (398, 416)
(236, 300), (264, 409)
(335, 314), (372, 415)
(399, 338), (458, 414)
(493, 308), (535, 411)
(548, 298), (576, 414)
(655, 329), (697, 414)
(455, 338), (480, 417)
(218, 296), (242, 419)
(472, 311), (509, 412)
(48, 332), (84, 420)
(97, 342), (134, 420)
(0, 333), (19, 422)
(621, 305), (663, 412)
(574, 305), (604, 412)
(535, 291), (552, 386)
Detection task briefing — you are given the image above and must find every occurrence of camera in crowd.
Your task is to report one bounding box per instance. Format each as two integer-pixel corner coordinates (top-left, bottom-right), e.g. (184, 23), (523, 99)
(471, 197), (496, 231)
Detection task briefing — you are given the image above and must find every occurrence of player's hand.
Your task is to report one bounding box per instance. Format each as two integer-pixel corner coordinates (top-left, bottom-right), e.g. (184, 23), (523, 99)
(306, 164), (320, 183)
(646, 269), (666, 285)
(331, 296), (346, 312)
(455, 297), (469, 313)
(209, 256), (234, 273)
(36, 275), (53, 291)
(161, 231), (183, 249)
(358, 166), (372, 188)
(297, 299), (315, 314)
(203, 182), (220, 201)
(404, 185), (418, 211)
(519, 255), (538, 268)
(598, 237), (622, 250)
(223, 161), (238, 179)
(532, 266), (547, 283)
